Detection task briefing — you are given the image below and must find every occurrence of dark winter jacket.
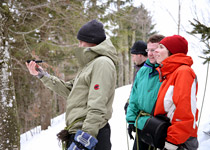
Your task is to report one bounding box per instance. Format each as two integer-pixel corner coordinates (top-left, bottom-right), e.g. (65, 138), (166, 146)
(40, 39), (118, 138)
(133, 63), (145, 82)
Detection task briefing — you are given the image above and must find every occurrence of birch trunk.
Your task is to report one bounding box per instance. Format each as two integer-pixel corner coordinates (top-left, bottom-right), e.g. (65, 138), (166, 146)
(124, 31), (130, 85)
(130, 30), (136, 83)
(0, 37), (20, 150)
(117, 52), (124, 87)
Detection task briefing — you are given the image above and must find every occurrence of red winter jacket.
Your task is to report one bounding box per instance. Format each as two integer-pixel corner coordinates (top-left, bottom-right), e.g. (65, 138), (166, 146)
(155, 53), (198, 145)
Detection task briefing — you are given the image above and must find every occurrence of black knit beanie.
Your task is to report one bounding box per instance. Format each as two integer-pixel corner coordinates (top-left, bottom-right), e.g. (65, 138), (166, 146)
(77, 19), (106, 44)
(130, 40), (147, 56)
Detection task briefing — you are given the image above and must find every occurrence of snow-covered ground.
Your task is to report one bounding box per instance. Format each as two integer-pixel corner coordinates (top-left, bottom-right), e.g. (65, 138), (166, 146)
(20, 113), (65, 149)
(21, 84), (210, 150)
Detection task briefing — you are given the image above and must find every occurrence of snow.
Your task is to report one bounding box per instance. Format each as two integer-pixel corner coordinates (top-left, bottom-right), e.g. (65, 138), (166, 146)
(21, 0), (210, 149)
(21, 84), (210, 150)
(21, 114), (65, 150)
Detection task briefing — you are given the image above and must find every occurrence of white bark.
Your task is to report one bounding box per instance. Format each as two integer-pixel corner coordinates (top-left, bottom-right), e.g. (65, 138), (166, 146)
(0, 9), (20, 149)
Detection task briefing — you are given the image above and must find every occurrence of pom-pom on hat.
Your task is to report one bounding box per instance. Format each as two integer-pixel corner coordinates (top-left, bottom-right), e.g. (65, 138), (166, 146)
(159, 35), (188, 54)
(77, 19), (106, 44)
(130, 40), (147, 56)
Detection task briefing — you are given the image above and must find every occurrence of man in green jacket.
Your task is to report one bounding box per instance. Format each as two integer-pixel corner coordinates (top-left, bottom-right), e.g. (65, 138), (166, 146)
(26, 19), (118, 150)
(126, 34), (164, 150)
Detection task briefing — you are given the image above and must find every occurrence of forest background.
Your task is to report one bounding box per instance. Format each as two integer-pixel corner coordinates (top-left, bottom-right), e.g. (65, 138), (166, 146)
(0, 0), (209, 149)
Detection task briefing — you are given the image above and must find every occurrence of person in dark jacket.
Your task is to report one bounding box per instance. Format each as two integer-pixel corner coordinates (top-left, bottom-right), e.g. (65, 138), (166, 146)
(124, 40), (148, 113)
(130, 40), (148, 81)
(26, 19), (118, 150)
(126, 34), (165, 150)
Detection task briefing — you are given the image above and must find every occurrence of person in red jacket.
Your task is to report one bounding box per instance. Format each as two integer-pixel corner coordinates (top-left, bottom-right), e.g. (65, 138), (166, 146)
(154, 35), (198, 150)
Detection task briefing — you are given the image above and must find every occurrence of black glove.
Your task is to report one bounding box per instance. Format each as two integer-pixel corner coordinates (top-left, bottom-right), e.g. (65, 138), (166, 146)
(124, 102), (129, 114)
(128, 124), (135, 140)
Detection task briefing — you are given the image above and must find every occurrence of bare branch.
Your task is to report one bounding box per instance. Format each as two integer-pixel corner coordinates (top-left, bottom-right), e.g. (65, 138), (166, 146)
(8, 19), (50, 35)
(22, 34), (31, 52)
(12, 57), (29, 72)
(23, 0), (69, 11)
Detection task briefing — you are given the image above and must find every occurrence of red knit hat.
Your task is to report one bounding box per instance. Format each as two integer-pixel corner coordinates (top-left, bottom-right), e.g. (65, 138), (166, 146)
(159, 35), (188, 54)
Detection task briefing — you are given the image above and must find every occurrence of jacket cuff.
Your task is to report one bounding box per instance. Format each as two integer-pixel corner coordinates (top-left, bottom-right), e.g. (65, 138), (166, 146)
(127, 121), (135, 124)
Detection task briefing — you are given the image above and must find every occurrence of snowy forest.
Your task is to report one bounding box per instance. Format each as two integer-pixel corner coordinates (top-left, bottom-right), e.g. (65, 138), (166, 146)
(0, 0), (209, 149)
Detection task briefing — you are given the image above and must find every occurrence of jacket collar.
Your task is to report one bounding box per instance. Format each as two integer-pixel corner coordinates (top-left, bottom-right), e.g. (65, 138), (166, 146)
(156, 53), (193, 82)
(74, 39), (118, 67)
(143, 59), (159, 77)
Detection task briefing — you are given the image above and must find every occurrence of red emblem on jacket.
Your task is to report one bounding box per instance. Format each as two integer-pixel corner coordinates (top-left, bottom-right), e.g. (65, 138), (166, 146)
(94, 84), (99, 90)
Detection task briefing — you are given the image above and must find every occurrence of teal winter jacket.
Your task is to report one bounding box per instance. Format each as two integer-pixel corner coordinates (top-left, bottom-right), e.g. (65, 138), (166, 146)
(126, 59), (162, 130)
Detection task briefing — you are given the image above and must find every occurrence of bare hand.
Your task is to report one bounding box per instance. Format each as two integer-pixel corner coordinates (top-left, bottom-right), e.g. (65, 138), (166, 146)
(25, 61), (40, 76)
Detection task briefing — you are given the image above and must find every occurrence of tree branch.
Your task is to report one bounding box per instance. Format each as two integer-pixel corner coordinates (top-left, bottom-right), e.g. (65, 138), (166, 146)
(8, 19), (49, 35)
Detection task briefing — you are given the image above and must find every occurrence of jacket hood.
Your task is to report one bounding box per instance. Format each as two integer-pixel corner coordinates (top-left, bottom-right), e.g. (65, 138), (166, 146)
(157, 53), (193, 80)
(75, 39), (118, 67)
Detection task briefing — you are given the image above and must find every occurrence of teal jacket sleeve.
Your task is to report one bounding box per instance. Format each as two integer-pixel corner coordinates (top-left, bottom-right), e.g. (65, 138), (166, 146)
(126, 73), (139, 124)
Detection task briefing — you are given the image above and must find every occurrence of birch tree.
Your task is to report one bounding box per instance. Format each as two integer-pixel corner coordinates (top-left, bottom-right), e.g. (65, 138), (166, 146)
(0, 2), (20, 149)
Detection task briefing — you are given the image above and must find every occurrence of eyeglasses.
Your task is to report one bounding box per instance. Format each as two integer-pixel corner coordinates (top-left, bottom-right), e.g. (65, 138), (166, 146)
(145, 49), (155, 53)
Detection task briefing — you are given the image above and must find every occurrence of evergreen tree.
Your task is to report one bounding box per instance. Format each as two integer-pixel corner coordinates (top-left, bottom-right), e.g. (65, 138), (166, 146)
(189, 19), (210, 64)
(105, 2), (156, 86)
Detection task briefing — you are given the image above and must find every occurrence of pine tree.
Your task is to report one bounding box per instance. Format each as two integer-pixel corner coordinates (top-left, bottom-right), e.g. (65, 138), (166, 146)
(189, 19), (210, 64)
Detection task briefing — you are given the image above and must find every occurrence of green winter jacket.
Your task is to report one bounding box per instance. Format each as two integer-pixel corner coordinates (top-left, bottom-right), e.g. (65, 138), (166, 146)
(40, 39), (118, 137)
(126, 59), (162, 130)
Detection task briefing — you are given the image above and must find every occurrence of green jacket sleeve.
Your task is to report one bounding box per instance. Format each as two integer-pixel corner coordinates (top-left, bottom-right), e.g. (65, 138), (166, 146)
(40, 75), (74, 99)
(126, 73), (139, 124)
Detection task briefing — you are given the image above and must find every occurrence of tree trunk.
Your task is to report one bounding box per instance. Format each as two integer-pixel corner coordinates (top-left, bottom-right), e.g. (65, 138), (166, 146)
(40, 85), (52, 130)
(0, 8), (20, 150)
(124, 50), (129, 85)
(0, 32), (20, 150)
(117, 52), (124, 87)
(123, 33), (130, 85)
(130, 31), (136, 83)
(178, 0), (181, 35)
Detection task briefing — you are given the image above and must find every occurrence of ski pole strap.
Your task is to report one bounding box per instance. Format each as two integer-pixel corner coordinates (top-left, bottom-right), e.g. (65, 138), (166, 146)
(138, 110), (151, 118)
(62, 117), (86, 150)
(65, 117), (86, 131)
(135, 111), (151, 150)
